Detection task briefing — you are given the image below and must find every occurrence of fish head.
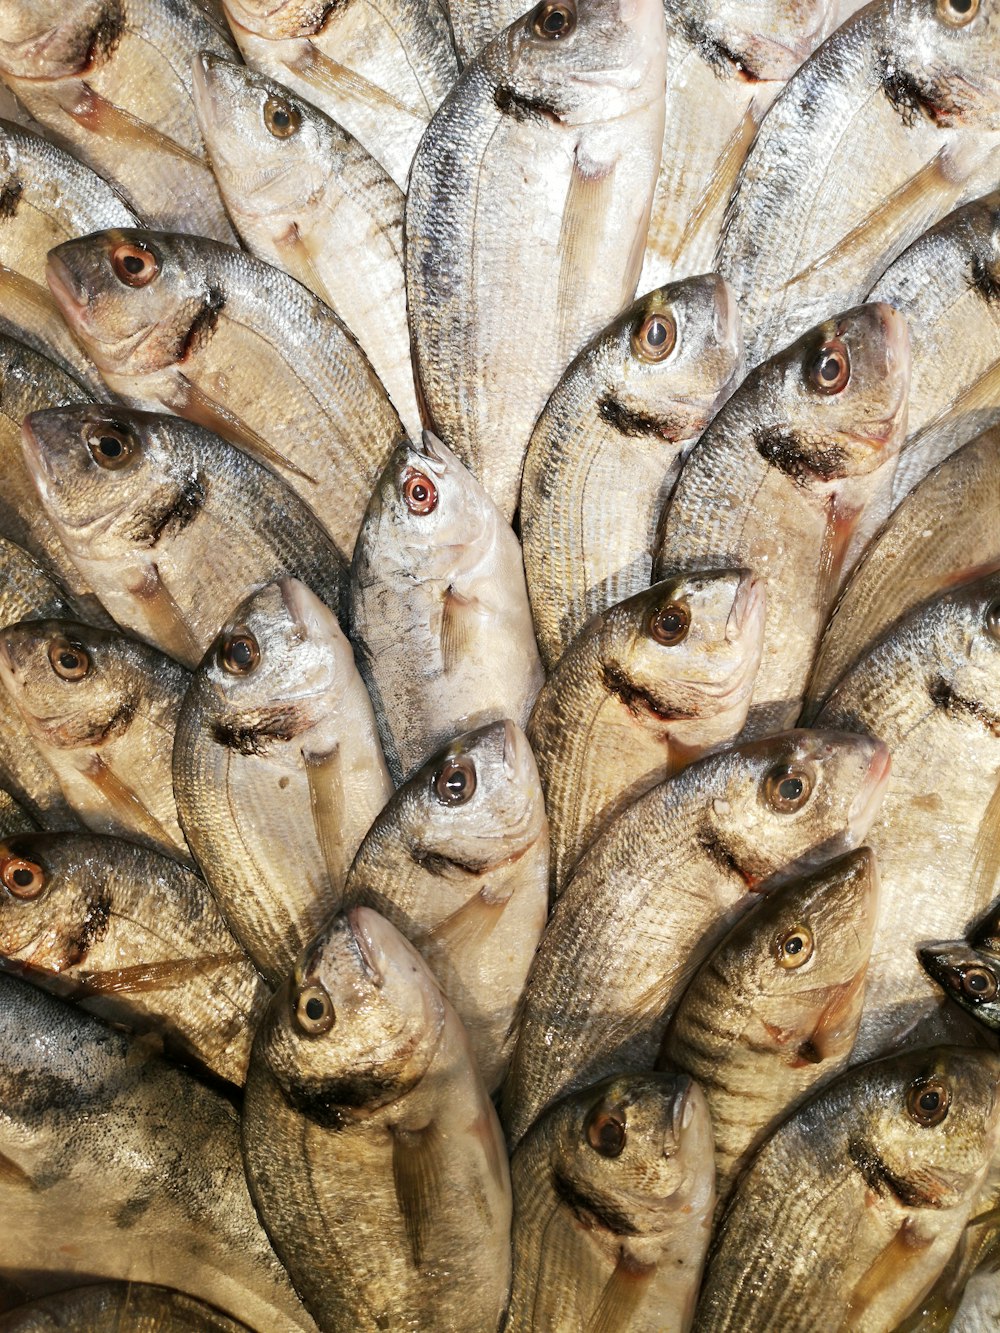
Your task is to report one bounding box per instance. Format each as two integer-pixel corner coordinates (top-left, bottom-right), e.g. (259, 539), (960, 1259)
(0, 0), (121, 81)
(708, 729), (891, 885)
(919, 940), (1000, 1031)
(221, 0), (320, 39)
(853, 1046), (1000, 1210)
(762, 303), (911, 483)
(609, 275), (744, 440)
(390, 720), (548, 881)
(192, 54), (336, 222)
(0, 618), (138, 751)
(46, 230), (213, 377)
(673, 0), (835, 81)
(257, 907), (448, 1119)
(890, 0), (1000, 129)
(0, 832), (99, 964)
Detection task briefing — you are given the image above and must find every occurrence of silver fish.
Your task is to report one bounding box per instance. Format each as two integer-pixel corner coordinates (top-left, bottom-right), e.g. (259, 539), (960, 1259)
(0, 1284), (254, 1331)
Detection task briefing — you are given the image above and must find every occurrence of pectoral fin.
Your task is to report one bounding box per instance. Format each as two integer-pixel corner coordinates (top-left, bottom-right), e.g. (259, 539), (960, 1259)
(63, 84), (203, 167)
(391, 1121), (445, 1268)
(273, 224), (337, 313)
(676, 100), (762, 266)
(587, 1251), (657, 1333)
(971, 770), (1000, 913)
(305, 745), (349, 897)
(558, 158), (620, 348)
(0, 1151), (35, 1192)
(818, 496), (861, 613)
(174, 375), (316, 484)
(125, 561), (202, 666)
(440, 587), (483, 674)
(843, 1218), (933, 1328)
(83, 753), (179, 851)
(292, 46), (421, 119)
(74, 954), (245, 995)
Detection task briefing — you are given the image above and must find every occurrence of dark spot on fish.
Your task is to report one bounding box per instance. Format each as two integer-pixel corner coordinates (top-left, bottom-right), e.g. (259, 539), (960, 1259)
(494, 85), (562, 124)
(179, 288), (225, 361)
(928, 677), (1000, 737)
(754, 427), (847, 485)
(63, 889), (112, 966)
(121, 474), (206, 549)
(212, 706), (314, 756)
(303, 0), (349, 34)
(880, 54), (954, 127)
(51, 695), (137, 750)
(282, 1073), (399, 1128)
(410, 847), (491, 877)
(848, 1137), (945, 1208)
(600, 662), (696, 723)
(970, 254), (1000, 304)
(0, 182), (22, 219)
(598, 395), (678, 440)
(676, 14), (762, 80)
(795, 1038), (822, 1064)
(552, 1168), (640, 1235)
(696, 825), (753, 885)
(114, 1193), (152, 1228)
(83, 1), (126, 70)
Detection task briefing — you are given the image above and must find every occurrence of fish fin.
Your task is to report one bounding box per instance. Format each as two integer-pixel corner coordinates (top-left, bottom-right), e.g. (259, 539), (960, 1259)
(971, 770), (1000, 913)
(62, 84), (203, 167)
(391, 1121), (445, 1268)
(273, 224), (338, 312)
(0, 1151), (35, 1191)
(292, 45), (421, 120)
(792, 970), (868, 1065)
(305, 744), (349, 898)
(174, 375), (316, 484)
(529, 1198), (600, 1329)
(0, 263), (56, 323)
(125, 561), (202, 664)
(587, 1251), (657, 1333)
(818, 496), (861, 613)
(415, 889), (507, 962)
(82, 753), (179, 849)
(440, 587), (483, 674)
(74, 954), (245, 995)
(905, 359), (1000, 459)
(673, 100), (762, 266)
(558, 156), (622, 346)
(843, 1218), (934, 1328)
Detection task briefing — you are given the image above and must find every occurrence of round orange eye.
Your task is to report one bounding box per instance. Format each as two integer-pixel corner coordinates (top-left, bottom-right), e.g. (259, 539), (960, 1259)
(48, 638), (90, 681)
(263, 96), (301, 138)
(585, 1105), (627, 1157)
(111, 242), (159, 288)
(532, 0), (576, 36)
(402, 471), (437, 515)
(810, 339), (850, 394)
(764, 764), (814, 812)
(774, 925), (813, 968)
(84, 423), (135, 470)
(633, 312), (676, 362)
(961, 965), (998, 1002)
(649, 602), (690, 646)
(434, 757), (476, 805)
(937, 0), (977, 24)
(906, 1077), (951, 1127)
(219, 631), (260, 675)
(1, 856), (45, 899)
(295, 984), (335, 1035)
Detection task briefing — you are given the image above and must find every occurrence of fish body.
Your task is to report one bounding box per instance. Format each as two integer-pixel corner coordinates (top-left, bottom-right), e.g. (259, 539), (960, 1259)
(0, 789), (32, 838)
(0, 1284), (253, 1331)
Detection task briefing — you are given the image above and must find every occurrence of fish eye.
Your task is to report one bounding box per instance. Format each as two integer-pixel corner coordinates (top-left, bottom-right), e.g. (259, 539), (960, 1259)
(984, 601), (1000, 640)
(764, 764), (814, 812)
(961, 965), (998, 1001)
(402, 470), (438, 515)
(648, 601), (690, 646)
(48, 638), (91, 682)
(633, 311), (676, 362)
(809, 338), (851, 395)
(585, 1104), (627, 1157)
(532, 0), (576, 38)
(219, 630), (260, 675)
(84, 423), (136, 471)
(263, 95), (301, 138)
(906, 1076), (951, 1127)
(110, 241), (159, 288)
(774, 924), (814, 968)
(434, 757), (477, 805)
(937, 0), (978, 24)
(1, 855), (46, 900)
(295, 983), (335, 1035)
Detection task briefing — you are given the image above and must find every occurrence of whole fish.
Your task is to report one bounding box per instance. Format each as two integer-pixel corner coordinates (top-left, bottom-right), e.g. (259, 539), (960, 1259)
(807, 426), (1000, 716)
(0, 1284), (252, 1331)
(351, 432), (544, 782)
(868, 191), (1000, 504)
(0, 788), (32, 838)
(0, 830), (267, 1085)
(221, 0), (458, 189)
(0, 0), (237, 240)
(920, 900), (1000, 1036)
(528, 570), (766, 897)
(520, 275), (744, 669)
(661, 847), (877, 1205)
(501, 728), (890, 1145)
(0, 119), (136, 397)
(0, 619), (192, 866)
(192, 54), (422, 442)
(242, 907), (512, 1333)
(21, 405), (346, 668)
(343, 719), (549, 1092)
(45, 229), (406, 563)
(717, 0), (1000, 367)
(816, 568), (1000, 1058)
(406, 0), (667, 522)
(0, 974), (316, 1331)
(654, 303), (910, 734)
(506, 1073), (716, 1333)
(695, 1047), (1000, 1332)
(174, 579), (392, 986)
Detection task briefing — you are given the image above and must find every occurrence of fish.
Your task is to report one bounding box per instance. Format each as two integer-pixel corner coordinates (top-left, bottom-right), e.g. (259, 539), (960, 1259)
(0, 618), (192, 866)
(501, 727), (890, 1146)
(405, 0), (667, 522)
(806, 426), (1000, 717)
(0, 1283), (254, 1330)
(506, 1073), (716, 1333)
(174, 578), (393, 987)
(0, 788), (32, 838)
(695, 1047), (1000, 1332)
(520, 274), (744, 670)
(0, 0), (238, 240)
(920, 900), (1000, 1036)
(191, 53), (422, 442)
(221, 0), (458, 191)
(351, 432), (544, 782)
(868, 191), (1000, 505)
(21, 405), (347, 668)
(0, 118), (136, 396)
(0, 974), (316, 1330)
(717, 0), (1000, 367)
(528, 570), (766, 898)
(343, 719), (549, 1092)
(0, 830), (267, 1085)
(654, 302), (911, 735)
(661, 847), (878, 1206)
(816, 568), (1000, 1059)
(242, 906), (512, 1332)
(45, 229), (406, 564)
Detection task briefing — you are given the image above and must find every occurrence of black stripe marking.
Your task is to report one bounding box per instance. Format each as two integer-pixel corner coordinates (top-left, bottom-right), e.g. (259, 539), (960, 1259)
(179, 288), (225, 361)
(754, 427), (848, 484)
(598, 395), (674, 440)
(122, 475), (206, 549)
(928, 677), (1000, 737)
(970, 254), (1000, 304)
(552, 1168), (639, 1235)
(494, 85), (562, 123)
(848, 1137), (944, 1208)
(600, 662), (697, 723)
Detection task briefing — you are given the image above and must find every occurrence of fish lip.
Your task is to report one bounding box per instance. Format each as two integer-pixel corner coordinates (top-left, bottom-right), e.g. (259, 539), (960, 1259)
(726, 571), (764, 641)
(346, 906), (386, 988)
(502, 719), (520, 778)
(712, 275), (744, 369)
(20, 414), (56, 499)
(45, 252), (88, 318)
(847, 742), (891, 839)
(191, 49), (222, 112)
(668, 1075), (695, 1148)
(871, 301), (912, 382)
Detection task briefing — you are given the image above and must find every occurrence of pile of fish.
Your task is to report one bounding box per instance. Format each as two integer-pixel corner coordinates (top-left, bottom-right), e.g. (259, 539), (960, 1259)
(1, 0), (1000, 1327)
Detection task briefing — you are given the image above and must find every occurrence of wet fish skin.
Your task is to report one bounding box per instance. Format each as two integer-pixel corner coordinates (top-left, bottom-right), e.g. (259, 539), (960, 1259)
(351, 432), (544, 782)
(0, 1283), (253, 1331)
(506, 1073), (715, 1333)
(695, 1047), (1000, 1332)
(21, 405), (347, 668)
(0, 618), (192, 866)
(343, 719), (549, 1092)
(0, 973), (316, 1331)
(655, 302), (910, 735)
(0, 830), (267, 1085)
(405, 0), (667, 522)
(174, 578), (392, 987)
(662, 847), (877, 1206)
(521, 274), (744, 670)
(816, 568), (1000, 1059)
(501, 728), (891, 1146)
(528, 570), (766, 898)
(0, 788), (32, 839)
(45, 228), (406, 564)
(242, 906), (512, 1333)
(192, 53), (422, 442)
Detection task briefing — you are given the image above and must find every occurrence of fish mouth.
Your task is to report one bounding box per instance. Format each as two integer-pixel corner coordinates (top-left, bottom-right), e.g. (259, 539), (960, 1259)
(872, 301), (912, 385)
(346, 907), (387, 988)
(847, 742), (892, 840)
(712, 275), (744, 369)
(668, 1075), (696, 1148)
(45, 253), (89, 319)
(726, 571), (765, 642)
(192, 49), (225, 115)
